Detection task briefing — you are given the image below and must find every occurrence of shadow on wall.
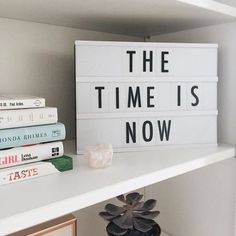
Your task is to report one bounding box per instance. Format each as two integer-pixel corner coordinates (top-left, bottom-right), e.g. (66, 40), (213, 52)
(0, 50), (76, 140)
(31, 51), (76, 140)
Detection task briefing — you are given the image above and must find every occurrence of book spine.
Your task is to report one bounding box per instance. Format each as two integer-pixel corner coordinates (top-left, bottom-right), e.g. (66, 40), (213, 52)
(0, 123), (66, 149)
(0, 155), (73, 185)
(0, 107), (58, 129)
(0, 98), (45, 110)
(0, 141), (64, 169)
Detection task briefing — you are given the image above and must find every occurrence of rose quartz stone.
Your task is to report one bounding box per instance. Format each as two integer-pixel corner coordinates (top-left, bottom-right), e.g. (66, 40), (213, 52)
(85, 144), (113, 168)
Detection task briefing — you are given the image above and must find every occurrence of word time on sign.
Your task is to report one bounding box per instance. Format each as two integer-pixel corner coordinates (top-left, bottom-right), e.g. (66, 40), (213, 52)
(76, 82), (216, 113)
(75, 41), (218, 152)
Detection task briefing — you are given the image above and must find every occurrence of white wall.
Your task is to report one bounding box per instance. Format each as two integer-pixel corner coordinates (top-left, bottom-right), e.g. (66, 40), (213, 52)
(0, 18), (139, 139)
(146, 21), (236, 236)
(146, 158), (236, 236)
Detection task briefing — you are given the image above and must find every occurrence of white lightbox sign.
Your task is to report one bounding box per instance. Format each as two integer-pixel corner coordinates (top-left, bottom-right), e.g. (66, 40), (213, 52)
(75, 41), (218, 153)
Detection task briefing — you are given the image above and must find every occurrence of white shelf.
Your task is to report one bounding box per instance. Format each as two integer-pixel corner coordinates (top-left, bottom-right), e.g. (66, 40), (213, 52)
(0, 0), (235, 36)
(0, 141), (234, 235)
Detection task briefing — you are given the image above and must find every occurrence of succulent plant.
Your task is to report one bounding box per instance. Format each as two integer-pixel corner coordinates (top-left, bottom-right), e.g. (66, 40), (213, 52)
(99, 192), (161, 236)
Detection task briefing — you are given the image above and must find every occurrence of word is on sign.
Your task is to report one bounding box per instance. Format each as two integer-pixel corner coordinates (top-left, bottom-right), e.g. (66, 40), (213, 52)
(75, 41), (218, 153)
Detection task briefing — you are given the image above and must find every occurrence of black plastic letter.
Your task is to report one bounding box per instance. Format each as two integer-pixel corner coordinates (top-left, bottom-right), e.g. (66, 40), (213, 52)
(143, 51), (153, 72)
(142, 121), (153, 142)
(161, 51), (169, 73)
(191, 86), (199, 106)
(126, 122), (136, 143)
(126, 51), (136, 73)
(95, 86), (105, 108)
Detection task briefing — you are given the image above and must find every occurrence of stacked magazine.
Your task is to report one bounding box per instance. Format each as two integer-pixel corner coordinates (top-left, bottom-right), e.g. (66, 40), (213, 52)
(0, 95), (73, 185)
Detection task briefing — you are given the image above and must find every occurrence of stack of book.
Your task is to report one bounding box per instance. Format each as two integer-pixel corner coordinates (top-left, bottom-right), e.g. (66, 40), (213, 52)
(0, 95), (73, 185)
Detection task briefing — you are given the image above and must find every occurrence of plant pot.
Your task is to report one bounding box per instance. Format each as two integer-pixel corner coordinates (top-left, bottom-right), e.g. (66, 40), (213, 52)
(107, 223), (161, 236)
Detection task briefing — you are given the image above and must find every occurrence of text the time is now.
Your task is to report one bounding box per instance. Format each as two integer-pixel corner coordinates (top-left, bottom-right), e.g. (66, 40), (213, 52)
(76, 41), (218, 153)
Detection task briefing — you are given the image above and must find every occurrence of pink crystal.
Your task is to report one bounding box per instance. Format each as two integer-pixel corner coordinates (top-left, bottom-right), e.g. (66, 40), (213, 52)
(85, 144), (113, 168)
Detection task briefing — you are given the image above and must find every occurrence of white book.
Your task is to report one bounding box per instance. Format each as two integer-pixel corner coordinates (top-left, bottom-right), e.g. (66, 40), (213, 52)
(0, 155), (73, 185)
(0, 141), (64, 169)
(0, 95), (45, 110)
(0, 107), (58, 129)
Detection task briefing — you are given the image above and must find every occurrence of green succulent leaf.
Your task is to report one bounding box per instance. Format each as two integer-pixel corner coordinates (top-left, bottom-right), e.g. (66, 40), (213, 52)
(99, 192), (161, 235)
(117, 195), (126, 203)
(105, 204), (126, 216)
(133, 218), (153, 233)
(126, 192), (143, 205)
(132, 202), (144, 211)
(107, 222), (128, 236)
(99, 211), (116, 221)
(142, 199), (156, 211)
(133, 211), (160, 220)
(112, 211), (133, 229)
(135, 218), (156, 226)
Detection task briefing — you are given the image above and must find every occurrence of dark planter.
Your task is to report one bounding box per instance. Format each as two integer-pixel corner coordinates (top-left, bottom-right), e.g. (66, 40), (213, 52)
(107, 223), (161, 236)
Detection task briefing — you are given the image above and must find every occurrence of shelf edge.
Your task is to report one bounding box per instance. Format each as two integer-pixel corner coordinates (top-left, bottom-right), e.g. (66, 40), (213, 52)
(177, 0), (236, 17)
(0, 145), (234, 235)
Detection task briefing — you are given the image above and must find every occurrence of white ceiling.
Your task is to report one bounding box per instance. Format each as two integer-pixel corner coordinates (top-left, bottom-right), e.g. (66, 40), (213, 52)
(0, 0), (235, 37)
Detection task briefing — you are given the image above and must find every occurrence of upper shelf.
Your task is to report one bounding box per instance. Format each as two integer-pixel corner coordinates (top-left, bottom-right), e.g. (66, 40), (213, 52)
(0, 141), (234, 235)
(0, 0), (235, 36)
(213, 0), (236, 8)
